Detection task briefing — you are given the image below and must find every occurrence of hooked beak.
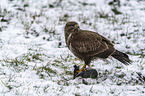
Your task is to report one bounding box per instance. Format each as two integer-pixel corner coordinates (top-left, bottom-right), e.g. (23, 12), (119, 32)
(75, 24), (80, 29)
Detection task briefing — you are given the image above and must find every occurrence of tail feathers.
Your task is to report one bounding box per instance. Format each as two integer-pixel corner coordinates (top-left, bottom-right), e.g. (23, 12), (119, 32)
(111, 50), (132, 65)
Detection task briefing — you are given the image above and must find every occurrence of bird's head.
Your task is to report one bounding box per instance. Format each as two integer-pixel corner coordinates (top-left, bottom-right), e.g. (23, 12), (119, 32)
(65, 21), (80, 33)
(64, 21), (80, 44)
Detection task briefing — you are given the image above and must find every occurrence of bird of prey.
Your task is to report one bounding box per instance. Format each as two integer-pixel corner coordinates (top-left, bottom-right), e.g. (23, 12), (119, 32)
(64, 21), (132, 75)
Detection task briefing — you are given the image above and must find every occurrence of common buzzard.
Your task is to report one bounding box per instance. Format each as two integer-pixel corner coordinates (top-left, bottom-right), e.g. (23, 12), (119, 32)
(64, 21), (132, 75)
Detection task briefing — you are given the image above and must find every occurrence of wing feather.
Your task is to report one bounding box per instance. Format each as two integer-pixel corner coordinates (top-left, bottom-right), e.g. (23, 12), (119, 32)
(70, 30), (111, 56)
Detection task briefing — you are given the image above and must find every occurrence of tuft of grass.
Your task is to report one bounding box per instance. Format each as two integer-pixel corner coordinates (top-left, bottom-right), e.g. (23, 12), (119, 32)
(43, 85), (50, 93)
(48, 0), (63, 8)
(36, 62), (57, 79)
(3, 57), (28, 72)
(0, 79), (13, 90)
(59, 14), (69, 21)
(25, 52), (44, 62)
(0, 8), (14, 32)
(98, 11), (109, 19)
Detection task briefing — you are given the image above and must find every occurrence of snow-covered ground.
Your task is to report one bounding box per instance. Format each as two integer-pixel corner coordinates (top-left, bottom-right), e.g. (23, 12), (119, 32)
(0, 0), (145, 95)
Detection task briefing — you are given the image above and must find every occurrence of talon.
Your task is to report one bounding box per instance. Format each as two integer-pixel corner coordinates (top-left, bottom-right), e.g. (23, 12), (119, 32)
(76, 69), (82, 73)
(76, 68), (86, 73)
(83, 68), (86, 71)
(73, 64), (87, 79)
(76, 64), (86, 73)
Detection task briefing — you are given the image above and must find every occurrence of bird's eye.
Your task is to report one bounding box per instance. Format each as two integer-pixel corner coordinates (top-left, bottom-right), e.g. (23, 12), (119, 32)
(76, 24), (79, 28)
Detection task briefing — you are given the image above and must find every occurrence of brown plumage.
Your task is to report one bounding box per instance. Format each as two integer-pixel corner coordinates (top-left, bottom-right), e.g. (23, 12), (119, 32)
(64, 21), (131, 74)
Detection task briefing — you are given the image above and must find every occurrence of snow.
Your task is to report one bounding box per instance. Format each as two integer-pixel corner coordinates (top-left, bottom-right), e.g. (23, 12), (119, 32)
(0, 0), (145, 95)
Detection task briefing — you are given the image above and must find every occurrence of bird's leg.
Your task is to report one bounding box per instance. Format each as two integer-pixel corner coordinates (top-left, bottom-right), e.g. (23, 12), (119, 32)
(75, 58), (79, 61)
(76, 64), (86, 73)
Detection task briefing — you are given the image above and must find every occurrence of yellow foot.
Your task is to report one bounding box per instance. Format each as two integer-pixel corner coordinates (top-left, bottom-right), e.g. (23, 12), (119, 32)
(76, 68), (86, 73)
(76, 64), (86, 73)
